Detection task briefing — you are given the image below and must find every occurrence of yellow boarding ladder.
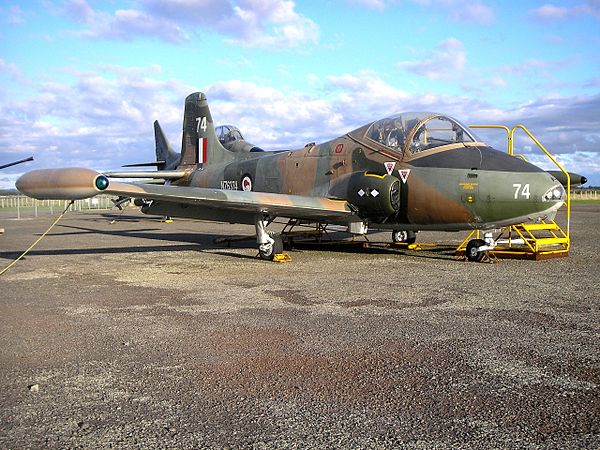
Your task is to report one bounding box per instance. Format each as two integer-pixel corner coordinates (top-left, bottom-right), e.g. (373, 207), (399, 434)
(458, 125), (571, 260)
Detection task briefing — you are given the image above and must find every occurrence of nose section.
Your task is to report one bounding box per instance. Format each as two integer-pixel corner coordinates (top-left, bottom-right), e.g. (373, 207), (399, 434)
(522, 170), (566, 222)
(474, 167), (567, 227)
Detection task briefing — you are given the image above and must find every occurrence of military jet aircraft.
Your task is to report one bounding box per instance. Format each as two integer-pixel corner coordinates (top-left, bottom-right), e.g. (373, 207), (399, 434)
(17, 92), (567, 261)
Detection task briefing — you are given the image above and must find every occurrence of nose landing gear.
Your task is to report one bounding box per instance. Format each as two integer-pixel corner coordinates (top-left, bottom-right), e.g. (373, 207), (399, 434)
(392, 230), (417, 244)
(465, 232), (496, 262)
(466, 239), (486, 262)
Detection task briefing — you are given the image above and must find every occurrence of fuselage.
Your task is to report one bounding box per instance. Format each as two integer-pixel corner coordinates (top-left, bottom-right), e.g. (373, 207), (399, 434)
(164, 112), (565, 231)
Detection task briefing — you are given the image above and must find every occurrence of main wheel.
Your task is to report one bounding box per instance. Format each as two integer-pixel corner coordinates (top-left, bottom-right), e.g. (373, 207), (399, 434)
(392, 230), (417, 244)
(466, 239), (486, 262)
(258, 233), (283, 261)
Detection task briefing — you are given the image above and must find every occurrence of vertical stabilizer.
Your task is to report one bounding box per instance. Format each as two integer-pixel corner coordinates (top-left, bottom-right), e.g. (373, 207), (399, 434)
(154, 120), (180, 171)
(179, 92), (233, 168)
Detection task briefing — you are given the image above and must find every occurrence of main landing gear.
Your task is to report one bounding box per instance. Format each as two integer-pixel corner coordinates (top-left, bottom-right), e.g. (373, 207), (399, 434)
(255, 217), (283, 260)
(392, 230), (417, 244)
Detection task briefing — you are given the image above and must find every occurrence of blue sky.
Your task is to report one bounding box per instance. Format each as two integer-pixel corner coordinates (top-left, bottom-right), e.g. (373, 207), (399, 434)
(1, 0), (599, 188)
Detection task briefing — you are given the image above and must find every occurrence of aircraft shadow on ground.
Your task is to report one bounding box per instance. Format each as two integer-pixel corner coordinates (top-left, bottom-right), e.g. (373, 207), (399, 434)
(288, 240), (458, 261)
(0, 243), (203, 259)
(0, 222), (260, 261)
(1, 222), (459, 262)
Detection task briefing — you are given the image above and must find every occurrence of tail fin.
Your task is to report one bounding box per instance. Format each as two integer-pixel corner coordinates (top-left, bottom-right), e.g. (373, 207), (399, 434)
(154, 120), (180, 170)
(123, 121), (180, 169)
(179, 92), (233, 168)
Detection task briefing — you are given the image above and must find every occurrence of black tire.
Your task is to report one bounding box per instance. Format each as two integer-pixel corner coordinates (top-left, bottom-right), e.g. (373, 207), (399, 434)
(392, 230), (417, 244)
(466, 238), (486, 262)
(258, 233), (283, 260)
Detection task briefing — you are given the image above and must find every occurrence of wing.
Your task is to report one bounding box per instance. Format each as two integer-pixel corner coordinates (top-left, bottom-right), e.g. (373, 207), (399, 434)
(16, 167), (354, 222)
(107, 181), (354, 222)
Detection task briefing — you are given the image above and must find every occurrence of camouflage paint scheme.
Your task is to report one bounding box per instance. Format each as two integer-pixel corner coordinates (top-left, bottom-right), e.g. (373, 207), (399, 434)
(147, 92), (564, 230)
(17, 92), (566, 257)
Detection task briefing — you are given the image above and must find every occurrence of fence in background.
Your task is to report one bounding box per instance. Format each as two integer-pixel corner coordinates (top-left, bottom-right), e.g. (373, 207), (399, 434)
(571, 190), (599, 200)
(0, 195), (115, 219)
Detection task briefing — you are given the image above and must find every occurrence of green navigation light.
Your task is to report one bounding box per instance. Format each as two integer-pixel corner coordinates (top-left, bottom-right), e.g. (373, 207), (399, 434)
(95, 175), (109, 191)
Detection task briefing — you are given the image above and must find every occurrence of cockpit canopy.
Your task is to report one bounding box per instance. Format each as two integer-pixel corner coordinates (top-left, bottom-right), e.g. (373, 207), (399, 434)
(216, 125), (244, 146)
(366, 113), (480, 154)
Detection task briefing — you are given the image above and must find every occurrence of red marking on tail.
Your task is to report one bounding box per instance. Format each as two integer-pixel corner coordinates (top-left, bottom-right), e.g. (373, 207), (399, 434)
(199, 137), (207, 164)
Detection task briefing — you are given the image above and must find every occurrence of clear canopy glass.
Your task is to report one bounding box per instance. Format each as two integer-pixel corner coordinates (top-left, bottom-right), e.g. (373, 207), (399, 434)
(366, 113), (479, 154)
(215, 125), (245, 146)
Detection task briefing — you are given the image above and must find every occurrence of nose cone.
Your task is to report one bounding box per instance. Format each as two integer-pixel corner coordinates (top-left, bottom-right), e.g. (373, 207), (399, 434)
(520, 170), (566, 214)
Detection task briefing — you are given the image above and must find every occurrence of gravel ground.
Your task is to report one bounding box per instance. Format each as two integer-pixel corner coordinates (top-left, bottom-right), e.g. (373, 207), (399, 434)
(0, 206), (598, 449)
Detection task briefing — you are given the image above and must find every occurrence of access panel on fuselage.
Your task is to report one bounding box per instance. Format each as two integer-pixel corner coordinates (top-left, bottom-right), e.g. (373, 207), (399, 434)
(281, 146), (331, 197)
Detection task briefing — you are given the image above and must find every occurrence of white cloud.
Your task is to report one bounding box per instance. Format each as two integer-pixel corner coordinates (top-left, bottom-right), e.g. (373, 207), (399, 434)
(0, 58), (21, 80)
(396, 38), (466, 80)
(448, 1), (494, 24)
(350, 0), (494, 24)
(73, 6), (189, 43)
(63, 0), (319, 48)
(5, 5), (26, 25)
(346, 0), (387, 10)
(227, 0), (319, 48)
(530, 4), (576, 21)
(64, 0), (94, 22)
(529, 2), (600, 22)
(0, 64), (192, 181)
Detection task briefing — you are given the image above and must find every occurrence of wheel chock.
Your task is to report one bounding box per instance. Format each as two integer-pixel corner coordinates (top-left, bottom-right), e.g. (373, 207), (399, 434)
(273, 253), (292, 263)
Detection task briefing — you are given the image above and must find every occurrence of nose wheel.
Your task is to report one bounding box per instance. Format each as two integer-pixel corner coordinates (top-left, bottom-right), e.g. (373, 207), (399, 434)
(392, 230), (417, 244)
(465, 232), (497, 262)
(466, 238), (487, 262)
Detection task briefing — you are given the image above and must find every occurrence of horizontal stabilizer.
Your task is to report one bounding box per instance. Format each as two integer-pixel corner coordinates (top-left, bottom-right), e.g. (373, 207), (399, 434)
(122, 161), (166, 168)
(103, 170), (186, 179)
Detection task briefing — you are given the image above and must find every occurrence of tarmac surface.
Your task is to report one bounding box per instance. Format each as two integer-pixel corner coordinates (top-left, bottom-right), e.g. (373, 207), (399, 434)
(0, 206), (598, 449)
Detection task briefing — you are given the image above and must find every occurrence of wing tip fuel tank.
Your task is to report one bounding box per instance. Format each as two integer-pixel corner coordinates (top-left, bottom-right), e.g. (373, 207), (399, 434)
(16, 168), (109, 200)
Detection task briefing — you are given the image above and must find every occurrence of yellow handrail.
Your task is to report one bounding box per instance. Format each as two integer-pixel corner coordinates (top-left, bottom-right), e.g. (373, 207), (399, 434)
(470, 125), (533, 161)
(510, 125), (570, 242)
(469, 125), (512, 154)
